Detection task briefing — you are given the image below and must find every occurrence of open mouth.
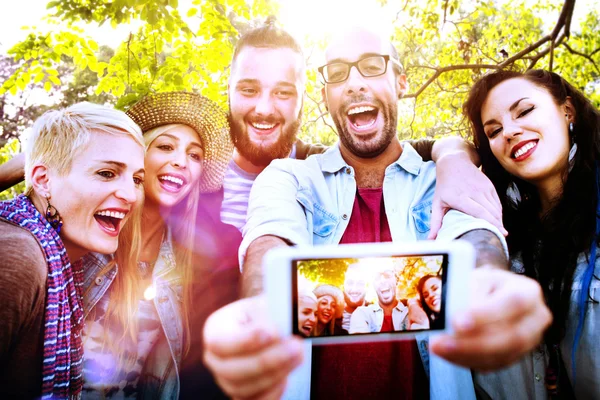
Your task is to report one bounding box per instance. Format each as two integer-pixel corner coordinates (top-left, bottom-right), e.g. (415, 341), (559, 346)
(302, 323), (314, 335)
(511, 140), (538, 160)
(158, 174), (186, 193)
(94, 209), (127, 236)
(321, 311), (332, 320)
(248, 120), (280, 136)
(347, 105), (380, 132)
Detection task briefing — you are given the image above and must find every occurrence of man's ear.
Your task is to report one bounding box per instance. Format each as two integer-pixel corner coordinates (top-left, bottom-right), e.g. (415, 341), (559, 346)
(563, 96), (576, 124)
(30, 164), (51, 197)
(321, 86), (329, 112)
(396, 74), (408, 99)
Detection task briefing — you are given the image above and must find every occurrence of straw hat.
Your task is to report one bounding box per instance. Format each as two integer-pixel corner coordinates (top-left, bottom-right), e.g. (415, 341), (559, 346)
(126, 92), (233, 193)
(313, 284), (345, 319)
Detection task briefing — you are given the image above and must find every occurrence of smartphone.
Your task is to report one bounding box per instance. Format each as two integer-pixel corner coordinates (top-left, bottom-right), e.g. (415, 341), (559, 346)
(263, 241), (474, 345)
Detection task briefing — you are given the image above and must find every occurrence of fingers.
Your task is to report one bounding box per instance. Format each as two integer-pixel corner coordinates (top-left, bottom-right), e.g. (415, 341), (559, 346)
(451, 197), (507, 236)
(428, 196), (446, 239)
(430, 270), (552, 371)
(204, 296), (279, 357)
(431, 307), (548, 371)
(203, 296), (304, 400)
(206, 338), (303, 398)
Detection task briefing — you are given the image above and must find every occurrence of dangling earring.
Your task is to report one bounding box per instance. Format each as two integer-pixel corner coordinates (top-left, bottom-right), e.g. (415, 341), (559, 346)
(45, 195), (63, 233)
(506, 181), (522, 209)
(568, 120), (577, 172)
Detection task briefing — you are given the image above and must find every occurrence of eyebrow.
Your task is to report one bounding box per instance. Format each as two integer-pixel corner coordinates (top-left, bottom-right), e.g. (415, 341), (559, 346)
(96, 160), (145, 175)
(160, 133), (202, 149)
(327, 52), (383, 64)
(236, 78), (297, 89)
(483, 97), (529, 127)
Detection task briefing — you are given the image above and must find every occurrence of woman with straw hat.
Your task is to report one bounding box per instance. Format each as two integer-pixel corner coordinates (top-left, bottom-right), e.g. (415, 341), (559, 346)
(81, 92), (240, 399)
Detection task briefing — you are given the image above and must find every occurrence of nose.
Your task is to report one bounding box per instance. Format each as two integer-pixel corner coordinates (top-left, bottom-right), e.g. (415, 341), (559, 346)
(345, 65), (368, 96)
(254, 91), (275, 117)
(115, 181), (138, 205)
(502, 120), (523, 140)
(171, 149), (187, 169)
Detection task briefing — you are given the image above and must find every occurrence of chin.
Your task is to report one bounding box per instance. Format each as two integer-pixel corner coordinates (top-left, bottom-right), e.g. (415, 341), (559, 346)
(90, 238), (119, 255)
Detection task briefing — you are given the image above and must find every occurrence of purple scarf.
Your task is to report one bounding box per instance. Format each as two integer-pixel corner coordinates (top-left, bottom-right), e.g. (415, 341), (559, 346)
(0, 195), (84, 399)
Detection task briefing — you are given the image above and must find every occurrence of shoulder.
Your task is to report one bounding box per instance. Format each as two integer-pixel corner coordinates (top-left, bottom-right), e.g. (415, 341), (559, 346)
(0, 221), (46, 284)
(0, 221), (48, 294)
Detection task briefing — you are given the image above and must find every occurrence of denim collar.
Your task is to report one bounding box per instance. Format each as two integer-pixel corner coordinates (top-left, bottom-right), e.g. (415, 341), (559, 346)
(320, 141), (424, 176)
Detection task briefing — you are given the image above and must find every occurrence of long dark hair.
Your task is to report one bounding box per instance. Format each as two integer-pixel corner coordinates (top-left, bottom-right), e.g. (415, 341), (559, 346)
(463, 69), (600, 343)
(417, 274), (441, 323)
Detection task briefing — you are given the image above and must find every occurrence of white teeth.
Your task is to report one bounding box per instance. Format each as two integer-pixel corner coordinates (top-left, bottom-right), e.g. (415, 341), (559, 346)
(96, 210), (125, 219)
(348, 106), (376, 115)
(513, 142), (536, 158)
(251, 122), (276, 130)
(160, 175), (184, 186)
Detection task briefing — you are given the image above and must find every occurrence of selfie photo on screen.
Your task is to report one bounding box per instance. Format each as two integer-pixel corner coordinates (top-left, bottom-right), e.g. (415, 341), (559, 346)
(293, 255), (446, 338)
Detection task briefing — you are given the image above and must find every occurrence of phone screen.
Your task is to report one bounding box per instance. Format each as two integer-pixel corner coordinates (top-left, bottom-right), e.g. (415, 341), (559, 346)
(292, 254), (447, 338)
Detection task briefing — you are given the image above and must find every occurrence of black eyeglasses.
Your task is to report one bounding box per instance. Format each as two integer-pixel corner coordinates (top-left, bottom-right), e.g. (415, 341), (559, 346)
(318, 55), (404, 84)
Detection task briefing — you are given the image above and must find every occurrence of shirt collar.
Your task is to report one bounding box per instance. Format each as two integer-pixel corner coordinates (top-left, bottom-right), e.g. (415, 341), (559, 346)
(321, 141), (424, 175)
(393, 142), (423, 176)
(321, 143), (349, 174)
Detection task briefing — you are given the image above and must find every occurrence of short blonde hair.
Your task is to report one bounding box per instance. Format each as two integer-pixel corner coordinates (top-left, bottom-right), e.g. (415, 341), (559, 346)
(24, 102), (144, 194)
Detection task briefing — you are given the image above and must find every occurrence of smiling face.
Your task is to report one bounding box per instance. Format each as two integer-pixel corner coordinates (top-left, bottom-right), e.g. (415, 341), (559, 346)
(144, 125), (204, 209)
(48, 131), (145, 260)
(422, 276), (442, 313)
(322, 29), (407, 158)
(374, 269), (397, 306)
(343, 266), (367, 308)
(298, 295), (318, 337)
(228, 46), (304, 166)
(481, 78), (571, 190)
(316, 294), (337, 325)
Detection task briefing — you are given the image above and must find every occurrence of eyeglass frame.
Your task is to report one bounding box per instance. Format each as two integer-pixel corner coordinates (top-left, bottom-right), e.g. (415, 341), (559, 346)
(317, 54), (405, 84)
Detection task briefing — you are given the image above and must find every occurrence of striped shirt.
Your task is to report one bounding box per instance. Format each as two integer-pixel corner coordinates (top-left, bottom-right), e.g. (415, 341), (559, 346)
(221, 145), (297, 231)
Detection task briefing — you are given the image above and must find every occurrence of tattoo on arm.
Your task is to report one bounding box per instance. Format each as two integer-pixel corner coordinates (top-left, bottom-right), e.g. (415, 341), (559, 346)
(458, 229), (508, 270)
(241, 235), (289, 298)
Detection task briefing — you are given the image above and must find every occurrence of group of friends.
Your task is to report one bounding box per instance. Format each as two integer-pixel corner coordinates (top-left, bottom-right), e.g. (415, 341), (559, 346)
(298, 262), (443, 338)
(0, 17), (598, 400)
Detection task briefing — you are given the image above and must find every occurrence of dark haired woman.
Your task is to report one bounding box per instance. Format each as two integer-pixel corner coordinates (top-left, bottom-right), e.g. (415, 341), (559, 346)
(417, 275), (443, 330)
(464, 69), (600, 399)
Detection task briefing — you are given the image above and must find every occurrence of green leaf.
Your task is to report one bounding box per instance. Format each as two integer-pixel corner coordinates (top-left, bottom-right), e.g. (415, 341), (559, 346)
(187, 7), (197, 17)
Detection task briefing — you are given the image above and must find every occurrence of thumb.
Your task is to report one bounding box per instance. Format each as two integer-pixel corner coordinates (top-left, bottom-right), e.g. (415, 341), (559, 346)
(428, 198), (445, 239)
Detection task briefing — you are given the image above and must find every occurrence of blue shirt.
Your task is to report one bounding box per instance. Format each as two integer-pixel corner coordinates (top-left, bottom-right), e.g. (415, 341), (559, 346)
(240, 142), (508, 400)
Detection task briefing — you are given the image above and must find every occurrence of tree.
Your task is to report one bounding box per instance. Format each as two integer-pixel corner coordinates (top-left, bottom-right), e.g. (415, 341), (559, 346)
(1, 0), (599, 192)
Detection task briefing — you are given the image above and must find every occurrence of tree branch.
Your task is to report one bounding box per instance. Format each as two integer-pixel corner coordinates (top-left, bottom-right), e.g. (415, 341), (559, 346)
(563, 43), (600, 74)
(405, 0), (576, 100)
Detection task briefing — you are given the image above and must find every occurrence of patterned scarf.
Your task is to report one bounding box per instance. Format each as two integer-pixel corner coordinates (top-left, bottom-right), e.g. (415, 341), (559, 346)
(0, 195), (84, 399)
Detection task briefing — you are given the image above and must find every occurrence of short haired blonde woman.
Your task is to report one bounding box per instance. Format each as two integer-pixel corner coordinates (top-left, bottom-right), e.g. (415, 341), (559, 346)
(80, 92), (240, 399)
(0, 103), (145, 399)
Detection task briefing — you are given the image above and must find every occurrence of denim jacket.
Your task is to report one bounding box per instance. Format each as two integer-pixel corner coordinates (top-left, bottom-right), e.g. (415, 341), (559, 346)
(82, 233), (183, 400)
(473, 248), (600, 399)
(240, 143), (508, 400)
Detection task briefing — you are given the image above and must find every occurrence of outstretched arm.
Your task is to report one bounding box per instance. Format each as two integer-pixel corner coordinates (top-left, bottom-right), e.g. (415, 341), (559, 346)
(429, 136), (506, 239)
(241, 235), (289, 298)
(431, 229), (552, 371)
(0, 153), (25, 192)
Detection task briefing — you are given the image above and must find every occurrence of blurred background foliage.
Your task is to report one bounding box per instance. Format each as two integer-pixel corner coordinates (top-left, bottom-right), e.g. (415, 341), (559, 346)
(298, 256), (442, 303)
(0, 0), (598, 199)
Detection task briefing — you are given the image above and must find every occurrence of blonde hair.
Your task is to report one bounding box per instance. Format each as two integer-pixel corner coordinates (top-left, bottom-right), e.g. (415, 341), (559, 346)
(103, 123), (200, 368)
(146, 124), (200, 356)
(23, 102), (144, 195)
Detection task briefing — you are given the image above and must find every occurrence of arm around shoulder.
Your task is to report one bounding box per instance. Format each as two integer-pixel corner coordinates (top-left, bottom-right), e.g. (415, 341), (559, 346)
(0, 153), (25, 193)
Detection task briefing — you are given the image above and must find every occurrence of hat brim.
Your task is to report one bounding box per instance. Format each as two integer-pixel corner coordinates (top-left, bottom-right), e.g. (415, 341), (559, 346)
(127, 92), (233, 193)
